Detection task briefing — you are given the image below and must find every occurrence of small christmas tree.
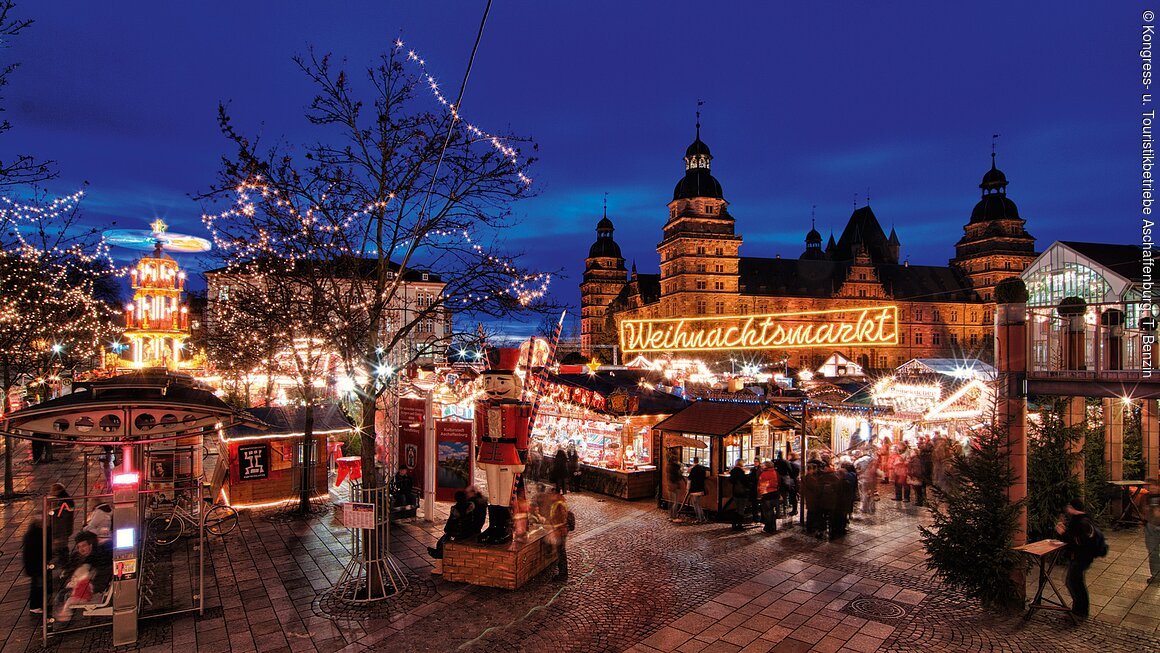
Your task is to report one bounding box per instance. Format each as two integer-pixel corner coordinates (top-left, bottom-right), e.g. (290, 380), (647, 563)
(1026, 398), (1083, 541)
(920, 420), (1024, 611)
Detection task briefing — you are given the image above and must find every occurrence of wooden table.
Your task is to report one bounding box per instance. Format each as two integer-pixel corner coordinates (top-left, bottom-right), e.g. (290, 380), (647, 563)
(1108, 480), (1148, 527)
(1014, 539), (1077, 624)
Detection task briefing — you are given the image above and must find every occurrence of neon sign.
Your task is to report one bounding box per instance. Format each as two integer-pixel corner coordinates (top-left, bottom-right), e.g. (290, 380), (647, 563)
(619, 306), (899, 354)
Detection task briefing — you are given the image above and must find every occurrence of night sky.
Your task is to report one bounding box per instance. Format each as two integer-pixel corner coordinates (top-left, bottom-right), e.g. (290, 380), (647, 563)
(3, 2), (1137, 335)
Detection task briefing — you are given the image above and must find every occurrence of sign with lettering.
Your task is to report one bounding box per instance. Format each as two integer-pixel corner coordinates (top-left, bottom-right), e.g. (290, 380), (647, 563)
(398, 397), (426, 491)
(237, 443), (269, 481)
(343, 502), (376, 530)
(435, 419), (473, 502)
(619, 306), (899, 354)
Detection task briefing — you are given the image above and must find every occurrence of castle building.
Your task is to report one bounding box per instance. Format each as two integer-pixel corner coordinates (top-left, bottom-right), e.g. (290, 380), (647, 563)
(581, 128), (1037, 371)
(121, 220), (192, 369)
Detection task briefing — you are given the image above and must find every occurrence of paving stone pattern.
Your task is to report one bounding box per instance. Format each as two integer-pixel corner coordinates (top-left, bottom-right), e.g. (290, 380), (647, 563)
(0, 442), (1157, 653)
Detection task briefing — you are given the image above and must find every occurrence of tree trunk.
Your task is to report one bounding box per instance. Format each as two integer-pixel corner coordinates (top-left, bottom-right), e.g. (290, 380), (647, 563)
(299, 400), (315, 513)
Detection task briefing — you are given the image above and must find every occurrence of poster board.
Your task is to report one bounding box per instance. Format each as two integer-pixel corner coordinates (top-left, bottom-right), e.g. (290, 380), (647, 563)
(398, 397), (427, 492)
(435, 419), (473, 502)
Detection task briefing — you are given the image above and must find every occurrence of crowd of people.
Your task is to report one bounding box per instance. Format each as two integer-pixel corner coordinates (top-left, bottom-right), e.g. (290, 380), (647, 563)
(21, 482), (117, 621)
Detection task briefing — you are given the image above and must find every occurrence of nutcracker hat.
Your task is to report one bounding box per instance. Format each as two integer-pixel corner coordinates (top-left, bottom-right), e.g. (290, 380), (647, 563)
(487, 347), (522, 374)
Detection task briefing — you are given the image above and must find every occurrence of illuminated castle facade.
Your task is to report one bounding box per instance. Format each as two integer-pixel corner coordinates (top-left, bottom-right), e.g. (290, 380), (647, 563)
(121, 220), (192, 369)
(581, 128), (1038, 371)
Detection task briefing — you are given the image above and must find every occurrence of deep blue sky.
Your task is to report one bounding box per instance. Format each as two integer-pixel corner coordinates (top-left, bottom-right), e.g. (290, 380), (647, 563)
(4, 2), (1137, 335)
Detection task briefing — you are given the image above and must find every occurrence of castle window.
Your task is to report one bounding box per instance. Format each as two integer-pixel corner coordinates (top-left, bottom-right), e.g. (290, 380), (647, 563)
(915, 310), (923, 321)
(859, 273), (866, 280)
(915, 332), (924, 345)
(714, 263), (724, 273)
(932, 309), (939, 321)
(951, 310), (957, 322)
(970, 311), (977, 322)
(697, 246), (706, 255)
(1005, 261), (1011, 270)
(739, 304), (749, 315)
(706, 205), (715, 214)
(696, 263), (706, 273)
(696, 300), (707, 315)
(932, 332), (941, 345)
(714, 281), (725, 290)
(970, 333), (978, 346)
(696, 280), (707, 290)
(715, 247), (724, 256)
(859, 289), (865, 297)
(714, 301), (725, 314)
(900, 332), (906, 344)
(671, 208), (677, 218)
(984, 310), (992, 323)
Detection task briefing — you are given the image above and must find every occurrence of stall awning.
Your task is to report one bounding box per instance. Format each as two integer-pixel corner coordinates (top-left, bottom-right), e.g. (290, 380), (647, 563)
(652, 401), (790, 437)
(227, 403), (354, 439)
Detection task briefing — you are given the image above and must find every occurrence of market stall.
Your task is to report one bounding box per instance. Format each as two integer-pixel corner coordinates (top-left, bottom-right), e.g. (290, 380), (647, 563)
(654, 400), (799, 516)
(527, 371), (687, 499)
(217, 403), (354, 509)
(870, 358), (995, 447)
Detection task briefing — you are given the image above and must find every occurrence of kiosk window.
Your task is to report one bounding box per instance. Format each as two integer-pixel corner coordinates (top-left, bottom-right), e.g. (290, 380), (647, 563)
(677, 435), (712, 469)
(723, 433), (756, 471)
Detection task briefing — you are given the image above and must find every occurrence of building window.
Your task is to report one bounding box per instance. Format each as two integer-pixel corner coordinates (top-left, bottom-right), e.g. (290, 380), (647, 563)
(696, 263), (706, 272)
(950, 333), (958, 345)
(859, 273), (866, 280)
(715, 247), (724, 256)
(676, 434), (713, 468)
(696, 246), (706, 255)
(695, 280), (707, 290)
(900, 332), (906, 344)
(714, 263), (724, 273)
(951, 310), (958, 322)
(696, 300), (706, 315)
(739, 304), (749, 315)
(915, 310), (923, 321)
(859, 289), (866, 297)
(723, 433), (755, 473)
(932, 332), (941, 345)
(984, 310), (992, 323)
(970, 333), (978, 346)
(714, 301), (725, 314)
(915, 332), (924, 345)
(422, 273), (429, 281)
(932, 309), (940, 321)
(1005, 261), (1011, 270)
(970, 311), (977, 323)
(671, 208), (677, 218)
(714, 281), (725, 290)
(706, 205), (715, 214)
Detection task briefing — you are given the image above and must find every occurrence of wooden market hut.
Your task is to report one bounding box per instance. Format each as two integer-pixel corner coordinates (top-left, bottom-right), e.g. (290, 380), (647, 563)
(654, 400), (799, 516)
(217, 403), (355, 508)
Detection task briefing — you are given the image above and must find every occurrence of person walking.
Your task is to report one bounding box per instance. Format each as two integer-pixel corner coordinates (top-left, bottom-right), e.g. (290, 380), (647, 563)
(22, 518), (46, 615)
(687, 457), (708, 523)
(907, 450), (926, 507)
(816, 462), (840, 540)
(892, 448), (910, 502)
(758, 460), (779, 534)
(747, 458), (762, 523)
(802, 461), (822, 536)
(567, 446), (581, 493)
(667, 451), (686, 521)
(48, 483), (75, 566)
(1145, 480), (1159, 584)
(552, 448), (569, 495)
(729, 459), (750, 531)
(545, 489), (571, 580)
(785, 452), (800, 516)
(1056, 498), (1098, 619)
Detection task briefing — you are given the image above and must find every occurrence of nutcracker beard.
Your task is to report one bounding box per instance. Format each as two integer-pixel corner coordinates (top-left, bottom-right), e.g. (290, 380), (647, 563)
(478, 462), (524, 544)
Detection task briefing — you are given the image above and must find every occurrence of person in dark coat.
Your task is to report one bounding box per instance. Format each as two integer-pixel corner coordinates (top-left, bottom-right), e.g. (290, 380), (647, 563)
(843, 462), (858, 520)
(552, 449), (569, 495)
(428, 491), (476, 562)
(567, 446), (581, 492)
(22, 518), (46, 614)
(466, 485), (489, 537)
(829, 466), (854, 538)
(801, 461), (823, 536)
(48, 483), (75, 566)
(907, 452), (927, 507)
(774, 454), (792, 518)
(687, 457), (708, 523)
(816, 463), (841, 539)
(1056, 498), (1098, 619)
(747, 458), (762, 522)
(785, 452), (801, 516)
(729, 459), (750, 530)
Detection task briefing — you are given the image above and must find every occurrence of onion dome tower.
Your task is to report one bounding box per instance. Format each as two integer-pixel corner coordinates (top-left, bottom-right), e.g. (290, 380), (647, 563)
(657, 112), (742, 315)
(121, 219), (191, 369)
(581, 203), (627, 357)
(800, 215), (826, 260)
(950, 142), (1037, 301)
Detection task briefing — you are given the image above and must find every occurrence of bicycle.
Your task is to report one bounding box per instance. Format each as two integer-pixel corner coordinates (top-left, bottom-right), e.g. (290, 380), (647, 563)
(148, 491), (238, 545)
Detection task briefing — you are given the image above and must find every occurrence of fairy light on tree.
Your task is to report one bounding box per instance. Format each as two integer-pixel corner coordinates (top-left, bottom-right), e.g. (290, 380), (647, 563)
(0, 189), (119, 496)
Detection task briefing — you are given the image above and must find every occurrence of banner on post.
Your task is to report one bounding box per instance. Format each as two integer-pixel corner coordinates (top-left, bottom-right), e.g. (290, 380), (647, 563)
(435, 419), (474, 502)
(398, 397), (426, 492)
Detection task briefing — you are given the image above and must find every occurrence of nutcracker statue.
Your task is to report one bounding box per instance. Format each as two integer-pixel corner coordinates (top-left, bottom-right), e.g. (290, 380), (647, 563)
(475, 348), (532, 544)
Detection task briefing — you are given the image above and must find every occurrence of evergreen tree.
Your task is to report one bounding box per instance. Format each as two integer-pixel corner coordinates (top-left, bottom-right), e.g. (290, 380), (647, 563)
(920, 421), (1023, 611)
(1026, 398), (1082, 541)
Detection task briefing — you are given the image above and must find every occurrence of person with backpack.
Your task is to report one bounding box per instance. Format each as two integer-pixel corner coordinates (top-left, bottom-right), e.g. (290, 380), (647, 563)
(1055, 498), (1105, 619)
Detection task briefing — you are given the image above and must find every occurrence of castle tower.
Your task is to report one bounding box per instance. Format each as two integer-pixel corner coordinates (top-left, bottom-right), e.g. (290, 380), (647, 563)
(580, 212), (627, 358)
(800, 217), (826, 260)
(657, 119), (741, 317)
(950, 150), (1037, 301)
(122, 219), (191, 369)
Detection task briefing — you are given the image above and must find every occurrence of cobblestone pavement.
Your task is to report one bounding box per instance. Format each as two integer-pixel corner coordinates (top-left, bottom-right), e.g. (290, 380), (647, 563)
(0, 442), (1156, 653)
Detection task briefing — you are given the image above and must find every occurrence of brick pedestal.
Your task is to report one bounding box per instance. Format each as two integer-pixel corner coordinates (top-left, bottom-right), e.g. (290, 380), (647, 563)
(443, 526), (558, 589)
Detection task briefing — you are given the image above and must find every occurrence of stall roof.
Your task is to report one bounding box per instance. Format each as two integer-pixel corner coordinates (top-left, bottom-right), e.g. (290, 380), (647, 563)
(653, 401), (796, 437)
(228, 403), (353, 439)
(551, 372), (689, 415)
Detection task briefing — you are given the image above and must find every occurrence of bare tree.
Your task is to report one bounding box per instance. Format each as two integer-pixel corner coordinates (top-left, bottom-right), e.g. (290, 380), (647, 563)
(202, 45), (553, 585)
(0, 1), (54, 188)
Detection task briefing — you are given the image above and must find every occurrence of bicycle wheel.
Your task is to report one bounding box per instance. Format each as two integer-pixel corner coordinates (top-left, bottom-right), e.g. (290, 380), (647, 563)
(203, 504), (238, 536)
(148, 514), (184, 545)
